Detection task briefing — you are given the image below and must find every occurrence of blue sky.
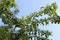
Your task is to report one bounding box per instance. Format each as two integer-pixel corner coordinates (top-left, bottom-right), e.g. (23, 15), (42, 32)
(16, 0), (60, 40)
(0, 0), (60, 40)
(15, 0), (60, 40)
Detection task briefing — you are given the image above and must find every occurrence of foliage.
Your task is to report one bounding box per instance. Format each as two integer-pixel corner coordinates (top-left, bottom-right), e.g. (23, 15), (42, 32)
(0, 0), (59, 40)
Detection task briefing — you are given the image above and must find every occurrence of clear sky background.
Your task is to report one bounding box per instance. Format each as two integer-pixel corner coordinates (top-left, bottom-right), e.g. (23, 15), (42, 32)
(0, 0), (60, 40)
(15, 0), (60, 40)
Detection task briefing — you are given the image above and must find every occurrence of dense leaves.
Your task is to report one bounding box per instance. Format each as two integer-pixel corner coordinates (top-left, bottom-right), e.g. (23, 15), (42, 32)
(0, 0), (59, 40)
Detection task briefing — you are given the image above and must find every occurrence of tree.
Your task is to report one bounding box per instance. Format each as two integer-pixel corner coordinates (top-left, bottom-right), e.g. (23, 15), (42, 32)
(0, 0), (59, 40)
